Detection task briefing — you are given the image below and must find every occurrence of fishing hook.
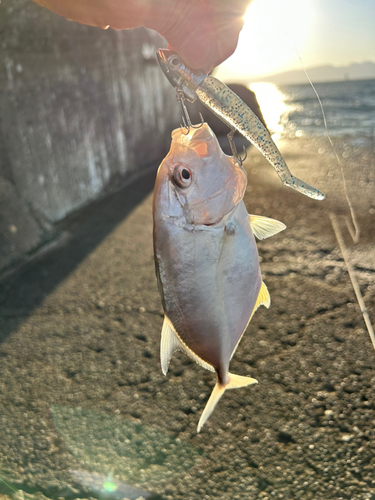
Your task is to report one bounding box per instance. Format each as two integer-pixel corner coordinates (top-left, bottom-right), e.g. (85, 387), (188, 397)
(227, 129), (247, 164)
(176, 88), (204, 134)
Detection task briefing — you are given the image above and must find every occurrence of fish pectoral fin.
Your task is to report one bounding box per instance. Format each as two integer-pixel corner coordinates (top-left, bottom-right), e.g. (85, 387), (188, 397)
(248, 214), (286, 240)
(160, 316), (215, 375)
(197, 373), (258, 433)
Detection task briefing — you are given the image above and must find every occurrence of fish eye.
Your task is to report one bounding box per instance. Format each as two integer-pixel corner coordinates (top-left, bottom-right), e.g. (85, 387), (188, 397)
(169, 56), (182, 70)
(172, 164), (192, 188)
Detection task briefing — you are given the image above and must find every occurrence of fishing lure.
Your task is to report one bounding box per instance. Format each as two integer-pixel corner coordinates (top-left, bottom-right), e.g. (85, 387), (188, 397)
(157, 49), (325, 201)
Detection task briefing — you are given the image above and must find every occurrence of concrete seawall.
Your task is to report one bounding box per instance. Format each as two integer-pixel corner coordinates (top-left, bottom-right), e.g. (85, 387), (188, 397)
(0, 0), (179, 273)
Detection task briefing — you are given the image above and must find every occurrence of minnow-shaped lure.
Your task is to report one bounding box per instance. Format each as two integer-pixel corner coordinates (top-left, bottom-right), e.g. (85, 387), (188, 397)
(157, 49), (325, 201)
(153, 123), (286, 431)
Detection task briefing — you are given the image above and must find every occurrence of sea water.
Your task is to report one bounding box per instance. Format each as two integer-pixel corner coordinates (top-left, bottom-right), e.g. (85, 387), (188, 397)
(278, 79), (375, 143)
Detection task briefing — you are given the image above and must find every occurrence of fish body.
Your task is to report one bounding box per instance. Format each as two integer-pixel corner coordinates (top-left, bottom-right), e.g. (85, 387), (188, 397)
(157, 49), (325, 201)
(153, 123), (285, 431)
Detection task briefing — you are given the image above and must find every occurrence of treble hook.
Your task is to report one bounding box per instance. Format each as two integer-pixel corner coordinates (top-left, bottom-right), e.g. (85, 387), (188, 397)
(227, 129), (247, 164)
(176, 87), (204, 134)
(239, 145), (247, 163)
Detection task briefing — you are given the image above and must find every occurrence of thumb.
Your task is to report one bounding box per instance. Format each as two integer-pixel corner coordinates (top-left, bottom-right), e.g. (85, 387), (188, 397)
(168, 26), (219, 72)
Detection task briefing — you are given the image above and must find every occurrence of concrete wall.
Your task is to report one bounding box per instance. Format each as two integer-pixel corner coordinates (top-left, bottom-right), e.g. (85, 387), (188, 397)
(0, 0), (179, 273)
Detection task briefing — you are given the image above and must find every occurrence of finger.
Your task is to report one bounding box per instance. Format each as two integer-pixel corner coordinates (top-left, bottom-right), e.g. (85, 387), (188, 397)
(159, 2), (248, 72)
(175, 26), (219, 72)
(211, 16), (245, 68)
(32, 0), (147, 29)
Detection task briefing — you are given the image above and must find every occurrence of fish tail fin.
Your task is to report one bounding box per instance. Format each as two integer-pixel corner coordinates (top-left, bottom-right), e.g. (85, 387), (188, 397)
(227, 372), (258, 390)
(197, 382), (226, 434)
(197, 373), (258, 433)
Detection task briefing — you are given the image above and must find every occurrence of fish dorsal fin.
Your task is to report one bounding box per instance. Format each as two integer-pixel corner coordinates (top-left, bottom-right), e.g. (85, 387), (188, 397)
(249, 215), (286, 240)
(230, 281), (270, 361)
(160, 316), (215, 375)
(253, 281), (271, 311)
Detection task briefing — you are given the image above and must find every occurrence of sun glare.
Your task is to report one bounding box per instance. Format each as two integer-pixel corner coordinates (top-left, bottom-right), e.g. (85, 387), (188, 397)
(216, 0), (314, 81)
(249, 82), (288, 140)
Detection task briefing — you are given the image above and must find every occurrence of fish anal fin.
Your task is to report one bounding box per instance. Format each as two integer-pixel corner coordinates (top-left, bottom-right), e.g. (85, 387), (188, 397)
(160, 316), (215, 375)
(249, 214), (286, 240)
(197, 373), (257, 432)
(160, 317), (182, 375)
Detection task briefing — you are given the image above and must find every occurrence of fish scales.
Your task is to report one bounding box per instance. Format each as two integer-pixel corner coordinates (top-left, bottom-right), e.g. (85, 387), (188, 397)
(155, 201), (261, 371)
(153, 123), (285, 431)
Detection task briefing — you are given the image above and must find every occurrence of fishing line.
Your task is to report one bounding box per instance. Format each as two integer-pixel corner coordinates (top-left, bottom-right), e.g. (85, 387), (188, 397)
(329, 212), (375, 351)
(288, 39), (375, 349)
(292, 52), (360, 244)
(277, 0), (374, 350)
(278, 0), (359, 244)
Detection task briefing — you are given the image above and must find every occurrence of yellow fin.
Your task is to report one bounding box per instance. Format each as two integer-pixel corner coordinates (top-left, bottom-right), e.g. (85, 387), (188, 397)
(197, 373), (258, 432)
(249, 214), (286, 240)
(160, 316), (215, 375)
(230, 281), (270, 361)
(253, 280), (271, 311)
(160, 317), (182, 375)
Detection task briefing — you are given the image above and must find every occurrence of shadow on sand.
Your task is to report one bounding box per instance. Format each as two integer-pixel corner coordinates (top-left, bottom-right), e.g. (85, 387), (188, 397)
(0, 167), (158, 345)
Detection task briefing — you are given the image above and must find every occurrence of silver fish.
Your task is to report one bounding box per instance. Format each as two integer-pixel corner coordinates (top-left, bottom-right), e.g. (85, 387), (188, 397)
(157, 49), (325, 202)
(153, 123), (286, 431)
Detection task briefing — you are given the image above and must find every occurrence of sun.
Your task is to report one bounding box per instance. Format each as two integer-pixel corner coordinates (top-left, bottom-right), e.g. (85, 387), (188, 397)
(216, 0), (315, 81)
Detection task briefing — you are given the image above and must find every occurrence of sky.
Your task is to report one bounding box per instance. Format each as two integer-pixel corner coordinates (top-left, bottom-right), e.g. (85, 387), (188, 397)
(216, 0), (375, 82)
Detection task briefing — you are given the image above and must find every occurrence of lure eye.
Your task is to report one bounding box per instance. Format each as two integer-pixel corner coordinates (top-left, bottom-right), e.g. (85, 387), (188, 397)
(169, 56), (182, 70)
(172, 165), (192, 188)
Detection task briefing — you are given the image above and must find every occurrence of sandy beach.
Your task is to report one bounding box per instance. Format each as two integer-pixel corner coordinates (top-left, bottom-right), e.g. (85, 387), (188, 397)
(0, 134), (374, 500)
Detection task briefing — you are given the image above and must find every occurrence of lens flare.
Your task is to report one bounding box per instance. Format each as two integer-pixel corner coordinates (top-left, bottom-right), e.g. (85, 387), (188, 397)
(103, 480), (118, 492)
(216, 0), (314, 81)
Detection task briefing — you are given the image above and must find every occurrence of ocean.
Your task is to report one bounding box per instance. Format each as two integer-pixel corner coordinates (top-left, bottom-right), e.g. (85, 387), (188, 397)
(251, 79), (375, 147)
(249, 78), (375, 247)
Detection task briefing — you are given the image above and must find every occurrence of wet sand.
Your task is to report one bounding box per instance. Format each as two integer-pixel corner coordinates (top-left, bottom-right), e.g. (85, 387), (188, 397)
(0, 136), (374, 500)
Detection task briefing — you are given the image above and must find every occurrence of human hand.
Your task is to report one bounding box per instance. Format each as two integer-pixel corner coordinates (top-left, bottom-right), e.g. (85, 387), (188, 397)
(32, 0), (251, 72)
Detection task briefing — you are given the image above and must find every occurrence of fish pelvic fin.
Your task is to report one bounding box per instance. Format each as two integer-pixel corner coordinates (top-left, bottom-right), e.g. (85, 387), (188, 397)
(248, 214), (286, 240)
(160, 316), (215, 375)
(197, 373), (258, 433)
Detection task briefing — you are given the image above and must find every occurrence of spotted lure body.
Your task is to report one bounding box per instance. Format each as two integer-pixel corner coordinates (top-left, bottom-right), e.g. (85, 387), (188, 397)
(157, 49), (325, 201)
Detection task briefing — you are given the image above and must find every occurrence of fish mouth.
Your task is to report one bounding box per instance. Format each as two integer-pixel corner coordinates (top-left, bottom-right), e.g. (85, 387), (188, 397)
(203, 217), (223, 227)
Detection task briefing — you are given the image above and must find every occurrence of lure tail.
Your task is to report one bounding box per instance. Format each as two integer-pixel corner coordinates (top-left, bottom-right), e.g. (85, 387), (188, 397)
(284, 175), (325, 200)
(197, 373), (258, 432)
(195, 76), (325, 201)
